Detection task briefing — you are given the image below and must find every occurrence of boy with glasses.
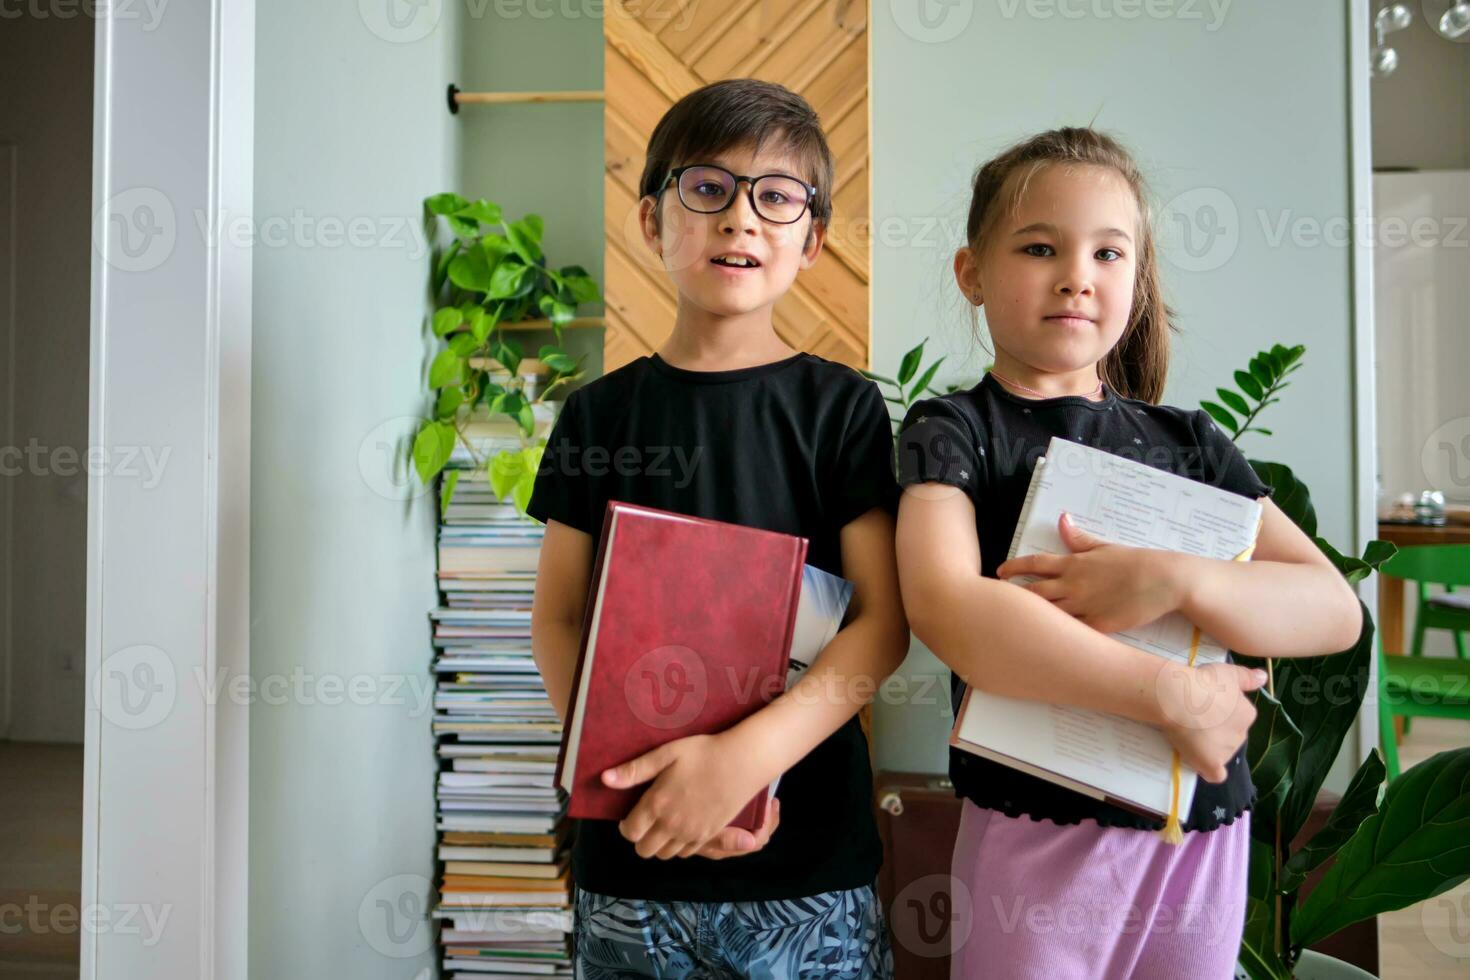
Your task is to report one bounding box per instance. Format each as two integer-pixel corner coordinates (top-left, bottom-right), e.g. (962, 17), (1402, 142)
(528, 78), (905, 978)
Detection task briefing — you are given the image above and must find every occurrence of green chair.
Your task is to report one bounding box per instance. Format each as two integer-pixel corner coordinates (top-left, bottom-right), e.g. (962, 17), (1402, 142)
(1375, 555), (1470, 775)
(1379, 544), (1470, 736)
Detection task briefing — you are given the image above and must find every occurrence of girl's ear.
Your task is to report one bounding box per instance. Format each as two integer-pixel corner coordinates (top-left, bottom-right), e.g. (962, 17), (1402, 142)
(638, 195), (661, 256)
(954, 245), (982, 305)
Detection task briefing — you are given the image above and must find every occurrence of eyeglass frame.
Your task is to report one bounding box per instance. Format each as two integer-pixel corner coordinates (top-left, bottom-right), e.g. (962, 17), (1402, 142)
(657, 164), (818, 225)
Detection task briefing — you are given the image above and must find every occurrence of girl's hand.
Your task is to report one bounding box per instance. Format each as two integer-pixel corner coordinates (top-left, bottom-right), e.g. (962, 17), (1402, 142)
(996, 512), (1185, 635)
(1156, 662), (1267, 782)
(602, 732), (777, 860)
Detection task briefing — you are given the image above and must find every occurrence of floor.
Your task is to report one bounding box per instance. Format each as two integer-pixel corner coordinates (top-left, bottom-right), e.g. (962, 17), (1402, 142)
(1378, 716), (1470, 979)
(1, 725), (1467, 979)
(0, 741), (82, 979)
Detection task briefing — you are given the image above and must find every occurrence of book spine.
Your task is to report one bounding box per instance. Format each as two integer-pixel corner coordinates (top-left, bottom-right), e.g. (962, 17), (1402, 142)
(1004, 451), (1050, 562)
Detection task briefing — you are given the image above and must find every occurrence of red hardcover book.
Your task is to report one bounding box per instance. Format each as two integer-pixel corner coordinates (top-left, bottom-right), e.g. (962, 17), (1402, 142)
(553, 501), (808, 831)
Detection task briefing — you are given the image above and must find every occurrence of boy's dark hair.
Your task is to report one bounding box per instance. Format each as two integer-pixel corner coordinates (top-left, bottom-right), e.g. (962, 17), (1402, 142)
(963, 126), (1177, 405)
(638, 78), (834, 234)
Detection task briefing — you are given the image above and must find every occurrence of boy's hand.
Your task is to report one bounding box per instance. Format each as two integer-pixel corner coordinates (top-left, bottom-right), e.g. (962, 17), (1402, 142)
(1157, 662), (1267, 782)
(996, 512), (1185, 635)
(693, 798), (780, 860)
(603, 732), (778, 860)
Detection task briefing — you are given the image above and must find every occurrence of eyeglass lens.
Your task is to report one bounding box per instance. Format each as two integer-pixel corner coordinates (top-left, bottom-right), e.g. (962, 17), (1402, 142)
(675, 166), (811, 223)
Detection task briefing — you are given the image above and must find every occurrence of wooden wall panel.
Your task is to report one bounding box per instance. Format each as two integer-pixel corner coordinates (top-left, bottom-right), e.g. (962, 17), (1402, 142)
(603, 0), (870, 371)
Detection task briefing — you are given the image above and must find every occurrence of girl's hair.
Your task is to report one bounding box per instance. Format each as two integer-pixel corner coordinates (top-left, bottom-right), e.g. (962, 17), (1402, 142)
(962, 127), (1176, 404)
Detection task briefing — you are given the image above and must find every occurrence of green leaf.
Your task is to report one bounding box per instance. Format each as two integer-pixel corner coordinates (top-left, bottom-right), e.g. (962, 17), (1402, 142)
(563, 274), (600, 305)
(860, 369), (898, 386)
(1249, 355), (1273, 388)
(1245, 687), (1304, 821)
(439, 468), (460, 513)
(540, 349), (578, 374)
(505, 219), (544, 264)
(447, 333), (479, 358)
(1218, 387), (1251, 416)
(455, 198), (502, 226)
(1281, 750), (1386, 891)
(448, 246), (495, 292)
(897, 340), (927, 386)
(432, 239), (461, 296)
(1235, 370), (1264, 402)
(488, 261), (534, 301)
(470, 305), (497, 344)
(1251, 427), (1273, 437)
(1292, 747), (1470, 948)
(425, 192), (469, 216)
(1239, 839), (1293, 980)
(517, 401), (536, 438)
(412, 420), (456, 483)
(908, 357), (946, 403)
(432, 307), (462, 337)
(488, 450), (526, 501)
(429, 348), (463, 389)
(1200, 400), (1239, 434)
(435, 388), (463, 420)
(490, 338), (522, 377)
(1251, 461), (1317, 538)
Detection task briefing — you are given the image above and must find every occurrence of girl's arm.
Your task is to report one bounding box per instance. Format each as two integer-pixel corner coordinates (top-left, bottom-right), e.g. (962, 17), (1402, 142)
(896, 484), (1265, 782)
(1170, 497), (1364, 658)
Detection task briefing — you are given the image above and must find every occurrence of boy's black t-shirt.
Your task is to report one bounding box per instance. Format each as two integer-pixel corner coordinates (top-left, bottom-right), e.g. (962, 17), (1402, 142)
(895, 372), (1271, 833)
(526, 351), (900, 902)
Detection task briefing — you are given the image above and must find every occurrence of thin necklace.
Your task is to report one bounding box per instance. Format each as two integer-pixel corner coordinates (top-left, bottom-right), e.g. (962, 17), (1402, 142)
(988, 369), (1104, 400)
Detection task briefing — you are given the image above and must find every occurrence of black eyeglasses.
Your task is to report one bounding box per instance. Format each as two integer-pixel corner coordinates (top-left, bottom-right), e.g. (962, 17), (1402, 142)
(658, 164), (816, 225)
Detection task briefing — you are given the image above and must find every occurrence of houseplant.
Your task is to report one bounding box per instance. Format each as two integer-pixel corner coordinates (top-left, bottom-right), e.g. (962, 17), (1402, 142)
(411, 193), (601, 512)
(872, 339), (1470, 977)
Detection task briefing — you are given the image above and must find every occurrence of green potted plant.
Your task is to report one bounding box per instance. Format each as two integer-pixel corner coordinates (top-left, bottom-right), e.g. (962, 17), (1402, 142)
(411, 193), (601, 512)
(872, 339), (1470, 978)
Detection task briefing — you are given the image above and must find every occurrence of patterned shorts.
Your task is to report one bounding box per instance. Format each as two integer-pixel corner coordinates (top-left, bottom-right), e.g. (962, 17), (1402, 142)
(572, 881), (895, 979)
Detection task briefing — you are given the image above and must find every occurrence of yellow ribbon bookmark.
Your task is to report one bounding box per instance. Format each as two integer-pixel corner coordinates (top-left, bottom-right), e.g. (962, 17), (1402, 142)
(1160, 514), (1264, 845)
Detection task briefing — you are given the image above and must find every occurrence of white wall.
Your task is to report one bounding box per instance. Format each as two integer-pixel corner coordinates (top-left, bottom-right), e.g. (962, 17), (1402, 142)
(250, 3), (463, 977)
(0, 10), (94, 744)
(870, 2), (1364, 775)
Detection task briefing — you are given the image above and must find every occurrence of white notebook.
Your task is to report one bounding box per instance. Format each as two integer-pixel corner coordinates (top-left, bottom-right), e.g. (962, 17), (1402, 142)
(950, 435), (1264, 819)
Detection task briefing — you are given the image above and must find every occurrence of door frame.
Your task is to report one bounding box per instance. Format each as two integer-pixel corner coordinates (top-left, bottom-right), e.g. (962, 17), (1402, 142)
(1347, 0), (1380, 764)
(83, 2), (252, 977)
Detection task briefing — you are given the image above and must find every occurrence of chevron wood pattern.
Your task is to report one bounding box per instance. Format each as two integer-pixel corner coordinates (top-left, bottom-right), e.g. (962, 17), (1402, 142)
(603, 0), (870, 372)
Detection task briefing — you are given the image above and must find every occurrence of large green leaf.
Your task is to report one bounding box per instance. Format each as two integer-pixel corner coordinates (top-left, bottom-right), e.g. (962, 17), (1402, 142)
(1201, 400), (1239, 434)
(1314, 537), (1398, 586)
(1239, 838), (1292, 980)
(448, 246), (495, 292)
(1281, 751), (1386, 891)
(897, 339), (926, 386)
(1249, 460), (1316, 538)
(428, 348), (463, 389)
(908, 357), (946, 404)
(1246, 687), (1303, 826)
(488, 450), (526, 502)
(1237, 600), (1374, 845)
(455, 198), (502, 226)
(1292, 748), (1470, 947)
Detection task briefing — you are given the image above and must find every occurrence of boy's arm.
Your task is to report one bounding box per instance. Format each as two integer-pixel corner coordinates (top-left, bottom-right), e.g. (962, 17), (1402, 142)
(606, 505), (911, 859)
(530, 519), (594, 722)
(1169, 497), (1364, 658)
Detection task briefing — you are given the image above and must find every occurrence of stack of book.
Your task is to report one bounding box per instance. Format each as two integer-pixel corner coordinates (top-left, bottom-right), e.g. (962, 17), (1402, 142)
(429, 410), (573, 978)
